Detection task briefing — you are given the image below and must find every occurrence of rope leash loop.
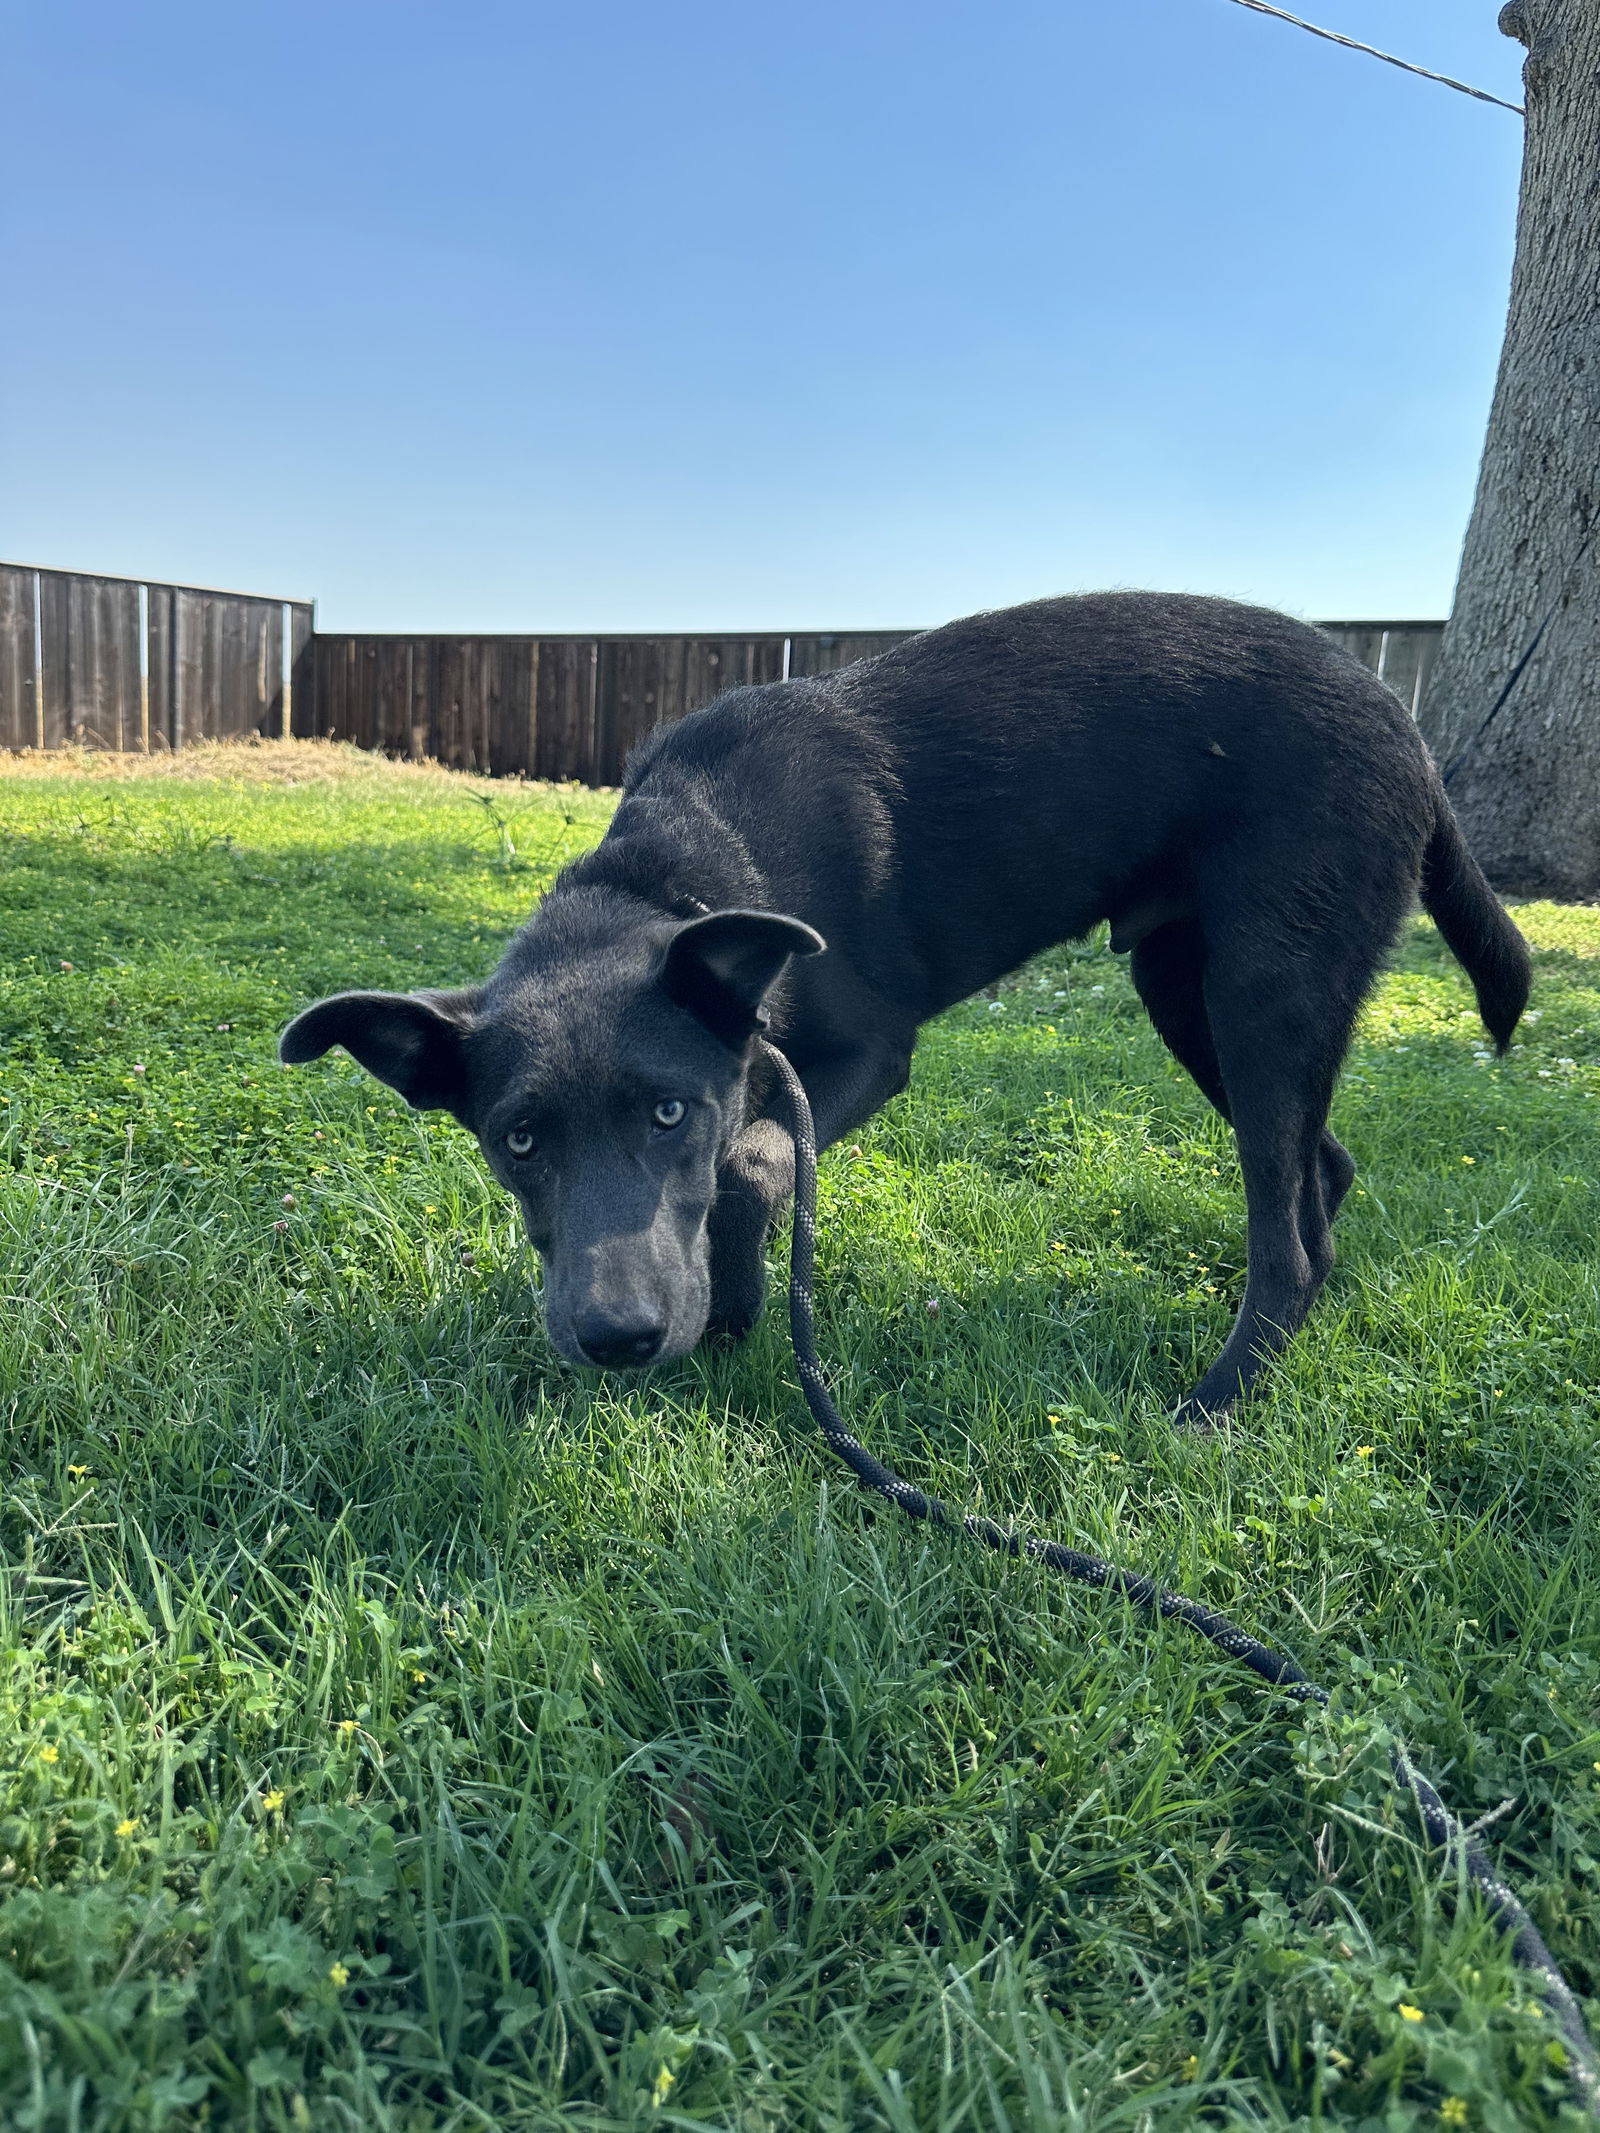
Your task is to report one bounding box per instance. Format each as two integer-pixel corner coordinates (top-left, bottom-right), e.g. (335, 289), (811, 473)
(760, 1038), (1600, 2114)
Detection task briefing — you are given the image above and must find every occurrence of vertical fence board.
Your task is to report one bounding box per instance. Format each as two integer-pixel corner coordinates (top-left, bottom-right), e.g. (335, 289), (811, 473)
(452, 643), (477, 770)
(171, 590), (204, 743)
(287, 603), (314, 736)
(309, 637), (341, 741)
(432, 640), (462, 768)
(341, 639), (370, 751)
(474, 644), (492, 770)
(265, 602), (286, 735)
(146, 586), (174, 746)
(184, 594), (212, 739)
(215, 599), (245, 735)
(339, 636), (360, 743)
(36, 572), (72, 750)
(487, 639), (536, 776)
(0, 566), (37, 751)
(408, 639), (433, 758)
(1407, 627), (1443, 718)
(244, 599), (283, 735)
(373, 639), (409, 757)
(472, 643), (495, 771)
(593, 640), (622, 783)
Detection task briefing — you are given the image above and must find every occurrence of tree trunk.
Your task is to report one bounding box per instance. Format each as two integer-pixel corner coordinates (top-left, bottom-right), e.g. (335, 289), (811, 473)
(1417, 0), (1600, 897)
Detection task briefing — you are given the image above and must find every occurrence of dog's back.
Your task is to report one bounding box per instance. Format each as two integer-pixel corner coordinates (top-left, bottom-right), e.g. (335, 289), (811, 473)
(626, 591), (1444, 1021)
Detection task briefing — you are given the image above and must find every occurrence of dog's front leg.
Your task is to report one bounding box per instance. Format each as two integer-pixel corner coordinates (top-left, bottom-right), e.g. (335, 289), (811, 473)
(706, 1116), (794, 1340)
(707, 1039), (912, 1341)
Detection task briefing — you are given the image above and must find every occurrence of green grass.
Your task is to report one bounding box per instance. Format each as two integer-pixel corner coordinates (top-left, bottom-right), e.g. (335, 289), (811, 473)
(3, 740), (1600, 2130)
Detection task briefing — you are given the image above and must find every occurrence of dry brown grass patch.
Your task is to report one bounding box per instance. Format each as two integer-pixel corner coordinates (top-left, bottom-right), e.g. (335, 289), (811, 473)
(0, 736), (607, 796)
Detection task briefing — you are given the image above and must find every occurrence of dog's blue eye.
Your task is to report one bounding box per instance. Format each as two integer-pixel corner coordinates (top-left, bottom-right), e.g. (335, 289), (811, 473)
(506, 1127), (536, 1159)
(652, 1099), (686, 1131)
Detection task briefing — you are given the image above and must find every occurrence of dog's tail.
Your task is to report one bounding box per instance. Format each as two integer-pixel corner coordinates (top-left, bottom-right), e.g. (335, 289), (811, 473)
(1419, 793), (1531, 1053)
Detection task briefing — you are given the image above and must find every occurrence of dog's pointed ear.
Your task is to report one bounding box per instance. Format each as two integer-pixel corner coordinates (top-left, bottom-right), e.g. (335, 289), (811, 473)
(664, 909), (825, 1045)
(278, 988), (482, 1112)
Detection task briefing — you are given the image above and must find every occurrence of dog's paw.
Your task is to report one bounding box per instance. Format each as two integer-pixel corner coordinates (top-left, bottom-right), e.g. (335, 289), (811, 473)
(1172, 1387), (1234, 1435)
(704, 1305), (762, 1346)
(706, 1265), (768, 1346)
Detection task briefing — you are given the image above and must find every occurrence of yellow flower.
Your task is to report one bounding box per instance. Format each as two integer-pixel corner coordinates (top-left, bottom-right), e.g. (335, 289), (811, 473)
(1439, 2101), (1469, 2126)
(115, 1817), (138, 1839)
(424, 1204), (437, 1215)
(1398, 2002), (1424, 2023)
(335, 1719), (360, 1735)
(262, 1789), (286, 1812)
(1461, 1155), (1475, 1165)
(38, 1745), (59, 1764)
(1355, 1446), (1375, 1458)
(651, 2066), (676, 2108)
(329, 1962), (350, 1987)
(411, 1669), (428, 1684)
(66, 1464), (88, 1478)
(1181, 2054), (1200, 2082)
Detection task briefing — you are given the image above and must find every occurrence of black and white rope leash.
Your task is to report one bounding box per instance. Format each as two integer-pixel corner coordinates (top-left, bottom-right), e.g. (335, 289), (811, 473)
(760, 1037), (1600, 2115)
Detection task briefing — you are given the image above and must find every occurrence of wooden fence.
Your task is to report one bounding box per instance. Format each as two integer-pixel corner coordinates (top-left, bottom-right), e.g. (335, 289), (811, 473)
(1319, 619), (1443, 718)
(306, 631), (912, 783)
(0, 563), (313, 753)
(0, 563), (1445, 784)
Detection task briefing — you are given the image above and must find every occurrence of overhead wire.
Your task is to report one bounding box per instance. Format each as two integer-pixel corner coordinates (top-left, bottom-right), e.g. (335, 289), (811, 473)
(1223, 0), (1525, 116)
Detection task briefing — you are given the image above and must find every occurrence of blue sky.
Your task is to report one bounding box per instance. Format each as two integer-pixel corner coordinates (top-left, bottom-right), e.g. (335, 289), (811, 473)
(0, 2), (1527, 631)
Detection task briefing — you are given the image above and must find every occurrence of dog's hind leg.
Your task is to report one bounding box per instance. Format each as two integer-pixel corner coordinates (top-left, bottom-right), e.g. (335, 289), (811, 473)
(1130, 920), (1230, 1117)
(1172, 933), (1371, 1425)
(1131, 921), (1354, 1283)
(1305, 1131), (1356, 1282)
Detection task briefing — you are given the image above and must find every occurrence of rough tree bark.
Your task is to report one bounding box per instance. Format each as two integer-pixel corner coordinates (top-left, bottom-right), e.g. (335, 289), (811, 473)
(1417, 0), (1600, 896)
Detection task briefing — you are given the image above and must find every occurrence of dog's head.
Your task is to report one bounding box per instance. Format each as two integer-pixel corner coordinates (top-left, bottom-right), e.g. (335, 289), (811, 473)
(279, 906), (823, 1367)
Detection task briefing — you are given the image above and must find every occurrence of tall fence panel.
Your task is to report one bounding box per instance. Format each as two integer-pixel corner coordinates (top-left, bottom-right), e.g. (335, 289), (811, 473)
(0, 565), (38, 751)
(2, 565), (309, 752)
(174, 591), (284, 740)
(37, 572), (142, 749)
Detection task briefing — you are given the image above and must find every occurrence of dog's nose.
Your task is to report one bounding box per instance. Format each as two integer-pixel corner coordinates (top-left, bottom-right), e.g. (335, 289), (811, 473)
(573, 1309), (667, 1368)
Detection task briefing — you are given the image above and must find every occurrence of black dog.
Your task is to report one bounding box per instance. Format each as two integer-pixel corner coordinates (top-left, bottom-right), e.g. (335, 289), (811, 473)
(281, 593), (1528, 1418)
